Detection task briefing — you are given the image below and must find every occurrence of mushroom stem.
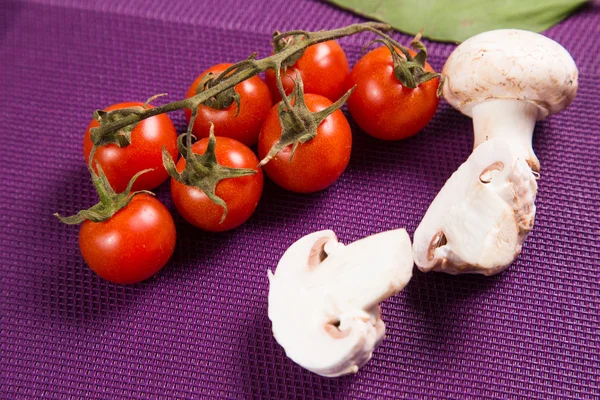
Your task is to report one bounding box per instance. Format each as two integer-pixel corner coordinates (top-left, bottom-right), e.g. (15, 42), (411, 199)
(472, 99), (540, 171)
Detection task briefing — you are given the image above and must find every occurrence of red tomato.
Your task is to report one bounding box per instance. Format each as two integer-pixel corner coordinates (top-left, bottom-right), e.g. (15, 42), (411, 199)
(185, 63), (273, 147)
(347, 46), (439, 140)
(78, 194), (176, 284)
(257, 94), (352, 193)
(265, 40), (349, 103)
(83, 102), (178, 193)
(170, 137), (263, 232)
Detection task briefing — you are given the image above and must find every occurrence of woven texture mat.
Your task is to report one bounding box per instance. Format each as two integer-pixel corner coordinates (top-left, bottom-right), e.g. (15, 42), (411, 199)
(1, 0), (599, 398)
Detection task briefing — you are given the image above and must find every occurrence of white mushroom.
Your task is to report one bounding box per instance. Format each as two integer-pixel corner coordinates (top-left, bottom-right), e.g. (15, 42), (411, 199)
(414, 29), (578, 275)
(268, 229), (413, 377)
(442, 29), (578, 172)
(413, 138), (537, 275)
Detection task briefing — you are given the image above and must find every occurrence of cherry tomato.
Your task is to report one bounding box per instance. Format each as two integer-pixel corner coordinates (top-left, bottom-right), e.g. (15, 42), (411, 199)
(257, 94), (352, 193)
(83, 102), (178, 193)
(347, 46), (439, 140)
(170, 137), (263, 232)
(78, 194), (176, 284)
(265, 40), (350, 103)
(185, 64), (273, 147)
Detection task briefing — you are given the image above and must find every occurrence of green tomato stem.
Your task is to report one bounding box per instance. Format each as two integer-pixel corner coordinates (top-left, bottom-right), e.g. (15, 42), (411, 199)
(89, 22), (392, 139)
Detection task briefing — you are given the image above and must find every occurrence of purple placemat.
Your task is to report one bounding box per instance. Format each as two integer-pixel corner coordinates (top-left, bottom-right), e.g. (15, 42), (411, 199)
(1, 0), (599, 398)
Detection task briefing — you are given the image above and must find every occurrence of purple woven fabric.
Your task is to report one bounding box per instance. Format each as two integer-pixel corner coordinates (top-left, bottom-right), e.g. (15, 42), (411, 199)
(1, 0), (599, 398)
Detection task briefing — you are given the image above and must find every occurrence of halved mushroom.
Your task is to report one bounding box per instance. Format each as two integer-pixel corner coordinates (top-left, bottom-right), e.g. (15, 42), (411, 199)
(414, 29), (578, 275)
(267, 229), (413, 377)
(413, 139), (537, 275)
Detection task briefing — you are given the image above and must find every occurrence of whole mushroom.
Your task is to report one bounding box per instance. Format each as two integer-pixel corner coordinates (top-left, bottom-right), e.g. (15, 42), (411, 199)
(413, 29), (578, 275)
(268, 229), (414, 377)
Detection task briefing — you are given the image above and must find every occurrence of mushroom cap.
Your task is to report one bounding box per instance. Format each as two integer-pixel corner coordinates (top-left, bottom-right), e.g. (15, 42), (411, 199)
(268, 229), (413, 377)
(442, 29), (578, 119)
(413, 138), (538, 275)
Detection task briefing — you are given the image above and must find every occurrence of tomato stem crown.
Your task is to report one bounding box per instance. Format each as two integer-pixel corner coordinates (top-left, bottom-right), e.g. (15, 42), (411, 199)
(258, 74), (354, 167)
(272, 30), (308, 68)
(90, 107), (142, 148)
(54, 147), (154, 224)
(89, 94), (167, 148)
(193, 57), (261, 113)
(162, 122), (257, 224)
(365, 31), (440, 90)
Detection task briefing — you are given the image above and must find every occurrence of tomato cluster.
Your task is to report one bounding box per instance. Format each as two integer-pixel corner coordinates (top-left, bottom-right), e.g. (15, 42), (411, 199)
(65, 33), (439, 284)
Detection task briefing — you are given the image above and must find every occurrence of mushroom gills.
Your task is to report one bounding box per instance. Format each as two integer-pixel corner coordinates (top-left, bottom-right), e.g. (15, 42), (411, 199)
(427, 231), (447, 261)
(413, 138), (537, 275)
(268, 229), (413, 377)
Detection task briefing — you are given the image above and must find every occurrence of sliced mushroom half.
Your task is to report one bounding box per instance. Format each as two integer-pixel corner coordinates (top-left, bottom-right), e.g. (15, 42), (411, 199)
(268, 229), (413, 377)
(413, 138), (538, 275)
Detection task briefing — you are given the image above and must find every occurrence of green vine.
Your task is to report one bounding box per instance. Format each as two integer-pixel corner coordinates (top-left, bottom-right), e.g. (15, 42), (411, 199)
(90, 22), (395, 142)
(66, 22), (440, 223)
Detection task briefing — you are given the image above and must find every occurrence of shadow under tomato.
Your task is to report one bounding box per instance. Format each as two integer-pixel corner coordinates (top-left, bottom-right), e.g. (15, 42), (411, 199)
(1, 0), (23, 40)
(346, 102), (472, 185)
(250, 177), (331, 229)
(166, 216), (232, 272)
(19, 167), (223, 323)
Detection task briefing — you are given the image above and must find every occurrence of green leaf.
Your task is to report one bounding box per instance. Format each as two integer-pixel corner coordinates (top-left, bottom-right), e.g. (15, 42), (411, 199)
(323, 0), (586, 42)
